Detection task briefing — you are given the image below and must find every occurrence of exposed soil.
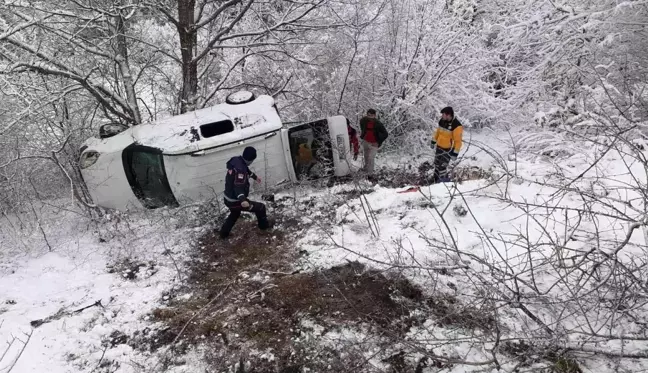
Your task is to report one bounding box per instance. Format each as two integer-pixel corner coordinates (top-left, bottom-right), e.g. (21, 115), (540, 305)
(366, 162), (490, 188)
(426, 294), (495, 331)
(264, 261), (423, 328)
(369, 161), (435, 188)
(137, 231), (496, 371)
(106, 257), (157, 280)
(500, 340), (583, 373)
(130, 162), (499, 372)
(335, 188), (375, 199)
(453, 165), (493, 183)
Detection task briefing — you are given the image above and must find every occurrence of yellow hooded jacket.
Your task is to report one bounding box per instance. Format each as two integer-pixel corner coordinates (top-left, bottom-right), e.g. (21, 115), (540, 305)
(433, 118), (463, 155)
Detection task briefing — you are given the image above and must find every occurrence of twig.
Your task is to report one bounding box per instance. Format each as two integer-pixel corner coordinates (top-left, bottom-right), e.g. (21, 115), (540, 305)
(30, 300), (103, 328)
(162, 237), (184, 281)
(258, 268), (300, 276)
(149, 283), (232, 372)
(73, 300), (103, 314)
(5, 330), (32, 373)
(90, 345), (109, 373)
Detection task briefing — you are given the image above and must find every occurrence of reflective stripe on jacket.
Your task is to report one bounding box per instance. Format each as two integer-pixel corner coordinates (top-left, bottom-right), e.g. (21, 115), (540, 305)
(433, 118), (463, 152)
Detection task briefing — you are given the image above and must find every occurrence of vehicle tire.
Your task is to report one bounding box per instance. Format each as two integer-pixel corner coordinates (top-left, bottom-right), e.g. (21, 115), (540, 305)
(225, 90), (255, 105)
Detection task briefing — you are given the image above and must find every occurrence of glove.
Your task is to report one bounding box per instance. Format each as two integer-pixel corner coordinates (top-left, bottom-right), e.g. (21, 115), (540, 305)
(353, 153), (358, 161)
(241, 200), (250, 209)
(449, 150), (458, 161)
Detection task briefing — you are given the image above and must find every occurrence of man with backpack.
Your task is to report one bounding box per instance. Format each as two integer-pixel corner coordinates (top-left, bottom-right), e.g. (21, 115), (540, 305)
(219, 146), (272, 239)
(359, 109), (388, 175)
(431, 106), (463, 183)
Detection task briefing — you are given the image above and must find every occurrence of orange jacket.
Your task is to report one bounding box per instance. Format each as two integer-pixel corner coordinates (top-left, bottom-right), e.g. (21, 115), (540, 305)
(297, 143), (313, 164)
(433, 117), (463, 154)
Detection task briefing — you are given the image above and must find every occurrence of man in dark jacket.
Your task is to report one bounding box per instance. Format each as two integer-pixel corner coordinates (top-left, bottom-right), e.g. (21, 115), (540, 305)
(219, 146), (271, 238)
(359, 109), (388, 175)
(431, 107), (463, 183)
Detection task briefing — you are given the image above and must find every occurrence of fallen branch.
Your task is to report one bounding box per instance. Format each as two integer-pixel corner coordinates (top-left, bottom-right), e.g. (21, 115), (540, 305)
(149, 283), (232, 373)
(258, 268), (301, 276)
(30, 300), (103, 328)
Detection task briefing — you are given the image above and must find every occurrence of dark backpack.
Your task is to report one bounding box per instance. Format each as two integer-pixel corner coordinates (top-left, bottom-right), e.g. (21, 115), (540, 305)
(376, 122), (388, 146)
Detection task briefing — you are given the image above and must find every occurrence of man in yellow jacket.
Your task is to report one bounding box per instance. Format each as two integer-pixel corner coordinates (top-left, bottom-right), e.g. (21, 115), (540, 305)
(431, 106), (463, 183)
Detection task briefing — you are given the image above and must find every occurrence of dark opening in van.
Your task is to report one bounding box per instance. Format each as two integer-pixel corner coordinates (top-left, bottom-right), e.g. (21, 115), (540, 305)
(200, 120), (234, 138)
(287, 119), (333, 180)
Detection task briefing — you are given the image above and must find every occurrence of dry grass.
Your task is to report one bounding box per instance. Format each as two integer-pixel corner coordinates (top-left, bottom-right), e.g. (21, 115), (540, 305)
(265, 262), (423, 327)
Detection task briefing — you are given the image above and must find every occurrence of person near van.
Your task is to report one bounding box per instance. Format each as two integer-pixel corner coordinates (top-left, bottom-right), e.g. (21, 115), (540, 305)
(346, 118), (360, 160)
(359, 109), (388, 175)
(219, 146), (271, 238)
(431, 106), (463, 183)
(294, 140), (314, 179)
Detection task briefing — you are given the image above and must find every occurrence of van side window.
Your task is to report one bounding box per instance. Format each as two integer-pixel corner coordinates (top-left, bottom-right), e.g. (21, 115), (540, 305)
(200, 120), (234, 138)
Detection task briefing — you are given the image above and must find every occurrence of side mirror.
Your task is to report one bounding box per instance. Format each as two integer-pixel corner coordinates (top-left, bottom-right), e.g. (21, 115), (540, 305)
(99, 123), (128, 139)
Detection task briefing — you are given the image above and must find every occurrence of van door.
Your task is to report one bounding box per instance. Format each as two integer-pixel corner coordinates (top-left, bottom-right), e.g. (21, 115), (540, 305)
(122, 144), (179, 209)
(284, 119), (334, 181)
(284, 117), (353, 181)
(326, 115), (352, 177)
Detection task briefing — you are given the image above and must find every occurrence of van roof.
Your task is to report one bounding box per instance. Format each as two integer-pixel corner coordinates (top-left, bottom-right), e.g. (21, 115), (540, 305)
(85, 95), (282, 155)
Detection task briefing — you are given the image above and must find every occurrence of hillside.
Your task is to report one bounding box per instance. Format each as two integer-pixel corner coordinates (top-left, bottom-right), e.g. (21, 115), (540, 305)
(2, 127), (648, 372)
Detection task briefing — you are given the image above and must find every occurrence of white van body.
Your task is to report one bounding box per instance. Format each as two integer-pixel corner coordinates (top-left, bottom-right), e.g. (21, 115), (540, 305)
(79, 94), (354, 210)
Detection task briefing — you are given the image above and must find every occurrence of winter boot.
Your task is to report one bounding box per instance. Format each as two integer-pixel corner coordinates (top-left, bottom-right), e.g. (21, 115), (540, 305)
(258, 217), (275, 231)
(218, 229), (232, 239)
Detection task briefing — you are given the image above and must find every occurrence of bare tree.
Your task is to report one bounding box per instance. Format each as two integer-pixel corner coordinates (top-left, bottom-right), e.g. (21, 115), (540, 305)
(145, 0), (333, 113)
(0, 0), (146, 126)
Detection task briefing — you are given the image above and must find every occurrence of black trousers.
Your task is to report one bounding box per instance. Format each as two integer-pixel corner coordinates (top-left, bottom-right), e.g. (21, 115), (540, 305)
(219, 199), (269, 237)
(433, 147), (452, 183)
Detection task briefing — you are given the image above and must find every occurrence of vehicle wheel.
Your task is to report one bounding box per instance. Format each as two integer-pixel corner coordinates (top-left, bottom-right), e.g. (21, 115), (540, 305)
(225, 90), (255, 105)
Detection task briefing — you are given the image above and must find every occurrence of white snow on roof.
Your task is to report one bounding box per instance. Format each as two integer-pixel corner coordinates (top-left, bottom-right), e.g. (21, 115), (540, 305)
(84, 95), (282, 155)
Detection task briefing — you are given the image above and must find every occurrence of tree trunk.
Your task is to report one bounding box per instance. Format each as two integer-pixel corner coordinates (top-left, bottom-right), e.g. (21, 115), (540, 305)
(114, 11), (142, 125)
(178, 0), (198, 114)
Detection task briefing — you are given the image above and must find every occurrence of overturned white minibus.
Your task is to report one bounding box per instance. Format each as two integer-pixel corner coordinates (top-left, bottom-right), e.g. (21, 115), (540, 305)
(79, 92), (354, 210)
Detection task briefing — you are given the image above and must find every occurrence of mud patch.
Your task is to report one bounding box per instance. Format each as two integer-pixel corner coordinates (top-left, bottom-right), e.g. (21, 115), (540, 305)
(107, 257), (157, 280)
(370, 162), (490, 188)
(103, 330), (129, 347)
(336, 188), (375, 199)
(452, 165), (492, 183)
(264, 261), (423, 327)
(133, 165), (499, 371)
(501, 340), (583, 372)
(143, 235), (494, 372)
(370, 161), (435, 188)
(427, 294), (495, 332)
(148, 257), (423, 348)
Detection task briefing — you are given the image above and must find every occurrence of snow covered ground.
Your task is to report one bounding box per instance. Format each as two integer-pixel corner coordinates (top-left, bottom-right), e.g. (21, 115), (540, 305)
(0, 206), (210, 372)
(285, 127), (648, 372)
(2, 126), (648, 372)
